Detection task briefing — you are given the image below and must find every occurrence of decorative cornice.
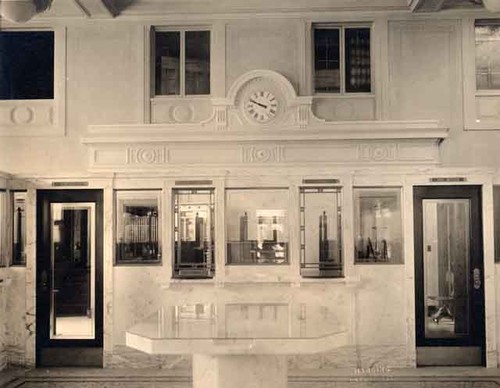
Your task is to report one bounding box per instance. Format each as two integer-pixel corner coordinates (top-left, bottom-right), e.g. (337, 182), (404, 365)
(83, 120), (448, 144)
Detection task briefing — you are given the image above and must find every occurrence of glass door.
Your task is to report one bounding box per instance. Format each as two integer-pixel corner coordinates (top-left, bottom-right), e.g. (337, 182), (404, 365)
(414, 186), (485, 366)
(36, 190), (103, 367)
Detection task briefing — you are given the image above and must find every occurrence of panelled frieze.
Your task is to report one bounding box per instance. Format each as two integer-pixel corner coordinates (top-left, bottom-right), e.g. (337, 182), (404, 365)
(85, 137), (442, 172)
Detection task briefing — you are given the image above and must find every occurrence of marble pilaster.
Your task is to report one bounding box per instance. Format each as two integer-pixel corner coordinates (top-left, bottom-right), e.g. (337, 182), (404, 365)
(23, 189), (36, 367)
(0, 268), (7, 371)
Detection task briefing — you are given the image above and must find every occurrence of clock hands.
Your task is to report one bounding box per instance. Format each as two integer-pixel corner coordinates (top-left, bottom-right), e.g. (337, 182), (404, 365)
(249, 98), (268, 109)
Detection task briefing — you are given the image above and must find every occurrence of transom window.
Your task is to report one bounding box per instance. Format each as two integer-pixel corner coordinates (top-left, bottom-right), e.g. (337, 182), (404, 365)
(475, 19), (500, 90)
(0, 30), (54, 100)
(313, 25), (371, 94)
(154, 28), (210, 96)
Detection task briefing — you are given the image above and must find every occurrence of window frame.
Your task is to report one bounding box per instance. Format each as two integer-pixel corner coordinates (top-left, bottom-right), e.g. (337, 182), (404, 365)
(114, 189), (162, 266)
(464, 18), (500, 130)
(0, 25), (66, 136)
(172, 187), (216, 278)
(0, 29), (54, 101)
(312, 23), (373, 96)
(299, 185), (343, 278)
(152, 26), (212, 98)
(474, 19), (500, 93)
(352, 186), (404, 265)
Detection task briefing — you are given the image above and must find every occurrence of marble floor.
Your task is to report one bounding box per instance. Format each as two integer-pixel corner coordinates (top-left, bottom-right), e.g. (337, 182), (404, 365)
(2, 367), (500, 388)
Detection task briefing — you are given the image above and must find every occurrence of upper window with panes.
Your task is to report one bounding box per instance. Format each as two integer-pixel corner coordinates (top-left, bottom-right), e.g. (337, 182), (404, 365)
(154, 28), (210, 96)
(475, 20), (500, 91)
(313, 25), (371, 94)
(0, 30), (54, 100)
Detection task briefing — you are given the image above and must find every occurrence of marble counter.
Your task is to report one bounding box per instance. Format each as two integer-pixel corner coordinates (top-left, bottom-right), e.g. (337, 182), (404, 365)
(126, 294), (351, 388)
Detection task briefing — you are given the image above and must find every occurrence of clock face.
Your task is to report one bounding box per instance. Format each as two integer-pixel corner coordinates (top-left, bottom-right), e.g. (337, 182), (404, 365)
(244, 90), (278, 123)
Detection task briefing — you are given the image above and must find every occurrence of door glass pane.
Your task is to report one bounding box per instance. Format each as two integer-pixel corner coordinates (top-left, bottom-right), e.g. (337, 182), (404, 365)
(423, 199), (470, 339)
(50, 203), (95, 339)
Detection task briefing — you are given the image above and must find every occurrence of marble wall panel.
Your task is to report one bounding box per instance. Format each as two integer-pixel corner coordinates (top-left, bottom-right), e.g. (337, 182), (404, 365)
(288, 345), (409, 370)
(107, 345), (190, 370)
(5, 269), (27, 366)
(353, 266), (406, 345)
(113, 266), (169, 345)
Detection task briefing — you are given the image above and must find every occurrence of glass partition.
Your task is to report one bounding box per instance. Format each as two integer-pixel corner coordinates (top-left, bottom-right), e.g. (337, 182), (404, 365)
(12, 191), (27, 266)
(299, 187), (342, 277)
(353, 187), (403, 264)
(226, 188), (289, 265)
(115, 191), (161, 265)
(173, 188), (215, 278)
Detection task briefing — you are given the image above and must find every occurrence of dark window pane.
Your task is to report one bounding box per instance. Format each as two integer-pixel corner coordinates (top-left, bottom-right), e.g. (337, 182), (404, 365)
(314, 28), (340, 93)
(345, 28), (371, 93)
(185, 31), (210, 95)
(0, 31), (54, 100)
(155, 31), (180, 95)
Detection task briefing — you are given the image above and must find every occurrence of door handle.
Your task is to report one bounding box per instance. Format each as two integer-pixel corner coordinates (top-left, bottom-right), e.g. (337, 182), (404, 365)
(473, 268), (481, 290)
(40, 270), (49, 290)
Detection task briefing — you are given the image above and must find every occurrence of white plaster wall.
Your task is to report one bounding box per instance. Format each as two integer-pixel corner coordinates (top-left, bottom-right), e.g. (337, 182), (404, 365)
(387, 18), (500, 167)
(226, 19), (301, 94)
(2, 16), (500, 175)
(0, 22), (144, 176)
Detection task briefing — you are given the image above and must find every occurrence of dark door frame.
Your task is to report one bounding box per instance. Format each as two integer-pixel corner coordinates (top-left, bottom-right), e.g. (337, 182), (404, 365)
(413, 185), (485, 364)
(36, 189), (103, 366)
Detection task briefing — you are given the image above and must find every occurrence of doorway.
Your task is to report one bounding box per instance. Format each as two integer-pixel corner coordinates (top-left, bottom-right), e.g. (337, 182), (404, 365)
(413, 185), (485, 366)
(36, 190), (103, 367)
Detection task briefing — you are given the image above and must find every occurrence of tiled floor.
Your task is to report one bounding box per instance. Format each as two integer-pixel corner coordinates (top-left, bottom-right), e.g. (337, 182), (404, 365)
(2, 367), (500, 387)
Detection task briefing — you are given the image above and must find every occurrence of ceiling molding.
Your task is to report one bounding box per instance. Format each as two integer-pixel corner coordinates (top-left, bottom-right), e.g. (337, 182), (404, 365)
(410, 0), (447, 12)
(71, 0), (119, 18)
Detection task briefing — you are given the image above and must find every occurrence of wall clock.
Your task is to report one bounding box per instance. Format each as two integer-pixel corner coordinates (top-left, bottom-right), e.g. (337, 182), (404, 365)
(244, 90), (279, 123)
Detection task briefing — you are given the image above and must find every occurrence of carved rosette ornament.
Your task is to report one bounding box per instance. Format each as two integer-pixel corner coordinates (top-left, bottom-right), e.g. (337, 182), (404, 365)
(358, 144), (398, 161)
(242, 145), (283, 163)
(128, 147), (168, 165)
